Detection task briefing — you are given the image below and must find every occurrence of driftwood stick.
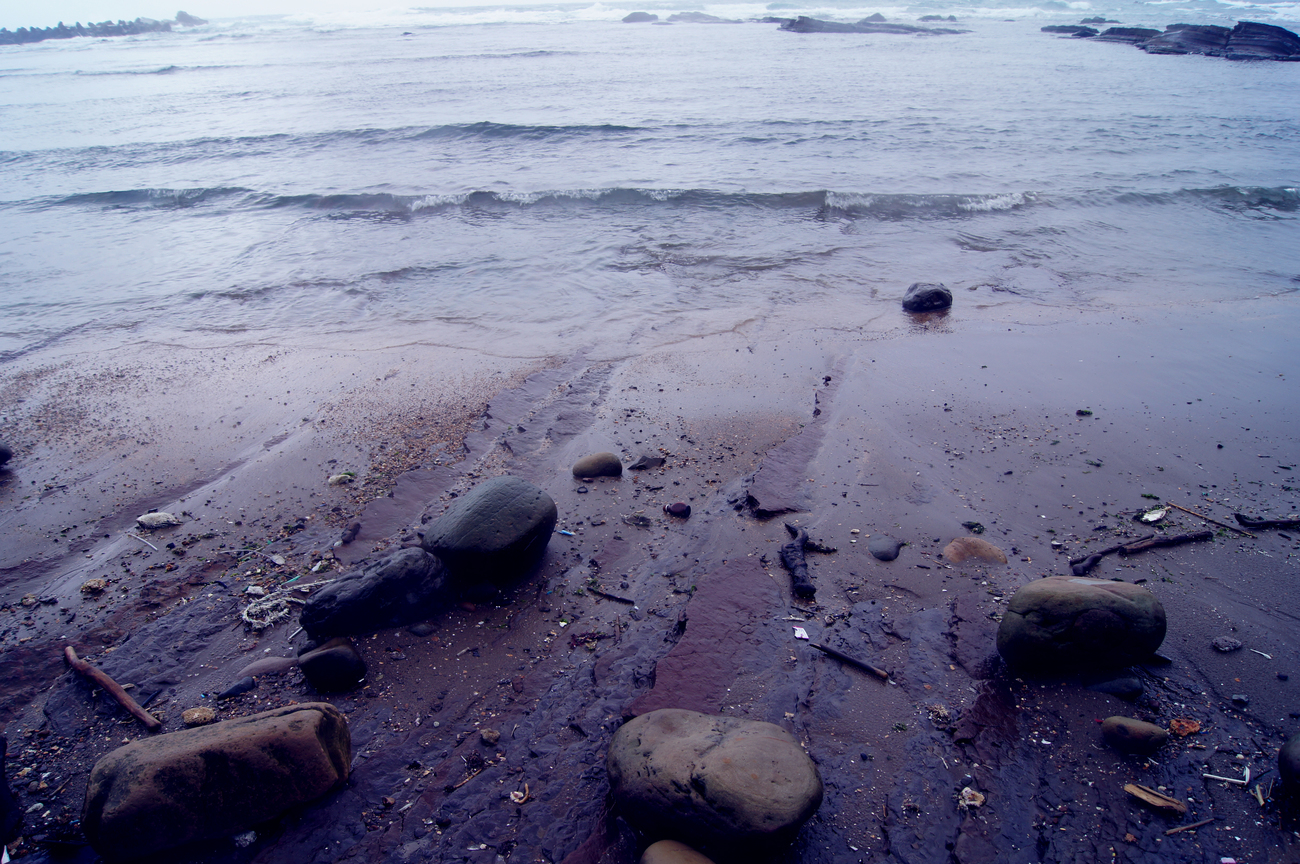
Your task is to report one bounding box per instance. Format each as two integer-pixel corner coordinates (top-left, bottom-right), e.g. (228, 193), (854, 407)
(64, 646), (161, 731)
(780, 526), (816, 599)
(1165, 817), (1215, 835)
(589, 587), (635, 605)
(1232, 511), (1296, 532)
(809, 642), (890, 682)
(1164, 502), (1255, 537)
(1119, 530), (1213, 555)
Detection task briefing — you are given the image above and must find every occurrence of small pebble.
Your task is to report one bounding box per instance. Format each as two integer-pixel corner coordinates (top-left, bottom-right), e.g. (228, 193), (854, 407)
(1231, 694), (1249, 707)
(664, 502), (690, 518)
(182, 706), (216, 727)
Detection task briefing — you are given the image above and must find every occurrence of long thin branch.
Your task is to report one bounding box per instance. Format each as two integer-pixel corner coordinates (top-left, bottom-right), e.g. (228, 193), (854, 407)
(65, 646), (161, 731)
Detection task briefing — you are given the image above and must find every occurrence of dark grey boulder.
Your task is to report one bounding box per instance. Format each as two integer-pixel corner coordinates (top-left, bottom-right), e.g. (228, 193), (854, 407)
(868, 535), (903, 561)
(0, 444), (11, 467)
(607, 708), (822, 855)
(299, 547), (449, 639)
(1101, 716), (1168, 754)
(779, 16), (966, 35)
(1085, 675), (1143, 701)
(666, 12), (734, 23)
(997, 576), (1166, 672)
(299, 637), (366, 692)
(1281, 732), (1300, 788)
(1139, 24), (1229, 54)
(82, 703), (350, 860)
(573, 452), (623, 478)
(1041, 24), (1098, 37)
(622, 12), (657, 23)
(902, 282), (952, 312)
(421, 475), (557, 586)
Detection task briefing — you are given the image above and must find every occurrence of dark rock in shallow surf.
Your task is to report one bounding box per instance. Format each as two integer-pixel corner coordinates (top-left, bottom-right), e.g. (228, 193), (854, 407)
(1081, 17), (1118, 24)
(1220, 20), (1300, 60)
(1139, 24), (1230, 55)
(1094, 26), (1162, 43)
(902, 282), (953, 312)
(665, 12), (737, 23)
(1041, 25), (1098, 37)
(779, 16), (967, 35)
(920, 15), (958, 22)
(622, 12), (657, 23)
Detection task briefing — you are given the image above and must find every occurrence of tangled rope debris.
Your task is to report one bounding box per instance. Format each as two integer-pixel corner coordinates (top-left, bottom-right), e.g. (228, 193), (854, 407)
(241, 579), (334, 630)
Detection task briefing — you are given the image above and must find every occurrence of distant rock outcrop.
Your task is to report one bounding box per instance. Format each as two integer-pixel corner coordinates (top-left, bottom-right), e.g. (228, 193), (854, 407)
(0, 11), (206, 46)
(622, 12), (657, 23)
(779, 16), (969, 35)
(1042, 19), (1300, 61)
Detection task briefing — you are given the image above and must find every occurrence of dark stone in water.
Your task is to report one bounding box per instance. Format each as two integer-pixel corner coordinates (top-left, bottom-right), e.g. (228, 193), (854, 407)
(1140, 24), (1230, 55)
(1094, 26), (1162, 43)
(779, 16), (967, 35)
(622, 12), (657, 23)
(1221, 20), (1300, 60)
(868, 535), (903, 561)
(902, 282), (953, 312)
(1041, 24), (1098, 37)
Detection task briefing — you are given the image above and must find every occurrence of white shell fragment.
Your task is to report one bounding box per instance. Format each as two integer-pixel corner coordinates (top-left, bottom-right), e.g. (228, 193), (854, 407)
(1140, 507), (1167, 523)
(327, 472), (356, 486)
(136, 511), (183, 529)
(959, 787), (985, 809)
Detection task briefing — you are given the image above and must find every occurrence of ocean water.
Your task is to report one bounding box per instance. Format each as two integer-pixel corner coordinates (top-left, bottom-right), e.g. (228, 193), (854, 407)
(1, 1), (1298, 362)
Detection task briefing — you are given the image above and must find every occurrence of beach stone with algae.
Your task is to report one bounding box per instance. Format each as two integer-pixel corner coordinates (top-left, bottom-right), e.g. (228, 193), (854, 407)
(997, 576), (1165, 672)
(82, 703), (350, 860)
(607, 708), (822, 855)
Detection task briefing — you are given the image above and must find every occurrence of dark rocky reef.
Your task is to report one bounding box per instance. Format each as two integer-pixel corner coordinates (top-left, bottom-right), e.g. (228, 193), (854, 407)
(780, 16), (968, 35)
(0, 11), (206, 46)
(1042, 19), (1300, 61)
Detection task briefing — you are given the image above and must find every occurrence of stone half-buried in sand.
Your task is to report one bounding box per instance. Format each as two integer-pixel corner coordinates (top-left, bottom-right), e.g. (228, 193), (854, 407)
(607, 708), (823, 856)
(82, 702), (351, 860)
(421, 475), (558, 586)
(996, 575), (1166, 672)
(943, 536), (1007, 564)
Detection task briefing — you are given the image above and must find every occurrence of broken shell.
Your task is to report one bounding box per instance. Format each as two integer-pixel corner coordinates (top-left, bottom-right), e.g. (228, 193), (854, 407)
(136, 511), (183, 529)
(509, 784), (530, 804)
(1140, 507), (1167, 524)
(958, 787), (985, 809)
(327, 473), (356, 486)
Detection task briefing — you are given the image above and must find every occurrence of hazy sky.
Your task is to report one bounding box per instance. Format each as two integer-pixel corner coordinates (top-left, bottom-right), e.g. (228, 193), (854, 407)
(0, 0), (505, 29)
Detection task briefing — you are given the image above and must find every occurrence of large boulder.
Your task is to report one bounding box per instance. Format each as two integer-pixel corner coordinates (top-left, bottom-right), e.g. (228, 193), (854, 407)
(1222, 20), (1300, 59)
(607, 709), (823, 855)
(421, 476), (557, 586)
(622, 11), (657, 23)
(901, 282), (952, 312)
(82, 703), (350, 860)
(1281, 732), (1300, 788)
(1139, 24), (1229, 54)
(996, 576), (1165, 672)
(299, 547), (448, 639)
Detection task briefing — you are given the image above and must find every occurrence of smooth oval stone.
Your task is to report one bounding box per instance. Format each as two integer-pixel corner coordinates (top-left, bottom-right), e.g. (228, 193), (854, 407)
(943, 536), (1007, 564)
(298, 637), (366, 693)
(997, 576), (1166, 672)
(572, 452), (623, 478)
(1281, 733), (1300, 788)
(868, 535), (903, 561)
(1101, 716), (1168, 754)
(664, 502), (691, 518)
(607, 708), (822, 855)
(641, 839), (717, 864)
(422, 476), (557, 585)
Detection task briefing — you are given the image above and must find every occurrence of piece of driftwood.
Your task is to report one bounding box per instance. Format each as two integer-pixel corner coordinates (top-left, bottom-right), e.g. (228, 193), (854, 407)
(809, 642), (890, 682)
(589, 587), (635, 605)
(1234, 512), (1300, 530)
(1123, 783), (1188, 815)
(1118, 530), (1213, 555)
(1163, 502), (1254, 537)
(780, 526), (817, 599)
(64, 646), (161, 731)
(1165, 817), (1215, 835)
(1068, 541), (1132, 576)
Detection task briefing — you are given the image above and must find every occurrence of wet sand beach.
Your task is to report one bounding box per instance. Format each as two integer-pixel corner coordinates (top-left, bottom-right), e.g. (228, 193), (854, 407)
(2, 295), (1299, 864)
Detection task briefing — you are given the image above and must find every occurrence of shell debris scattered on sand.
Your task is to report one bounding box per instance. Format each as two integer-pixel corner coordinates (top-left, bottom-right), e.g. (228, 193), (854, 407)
(136, 511), (183, 529)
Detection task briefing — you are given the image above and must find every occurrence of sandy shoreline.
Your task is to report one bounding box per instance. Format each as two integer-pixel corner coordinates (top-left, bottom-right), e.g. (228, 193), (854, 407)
(2, 297), (1298, 863)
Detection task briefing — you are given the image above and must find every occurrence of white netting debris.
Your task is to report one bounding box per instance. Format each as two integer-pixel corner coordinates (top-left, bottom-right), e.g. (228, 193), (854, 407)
(240, 579), (333, 631)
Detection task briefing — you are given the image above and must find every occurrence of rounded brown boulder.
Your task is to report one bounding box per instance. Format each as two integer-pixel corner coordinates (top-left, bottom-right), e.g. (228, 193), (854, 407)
(1101, 716), (1168, 754)
(572, 452), (623, 478)
(607, 708), (823, 855)
(641, 839), (717, 864)
(943, 536), (1007, 564)
(996, 576), (1166, 672)
(82, 702), (350, 860)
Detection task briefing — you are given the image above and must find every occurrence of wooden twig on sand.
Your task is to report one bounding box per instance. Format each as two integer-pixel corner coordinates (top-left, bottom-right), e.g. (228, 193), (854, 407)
(1165, 817), (1215, 835)
(1124, 783), (1188, 815)
(64, 646), (161, 731)
(808, 642), (890, 682)
(1118, 530), (1213, 555)
(1165, 502), (1255, 537)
